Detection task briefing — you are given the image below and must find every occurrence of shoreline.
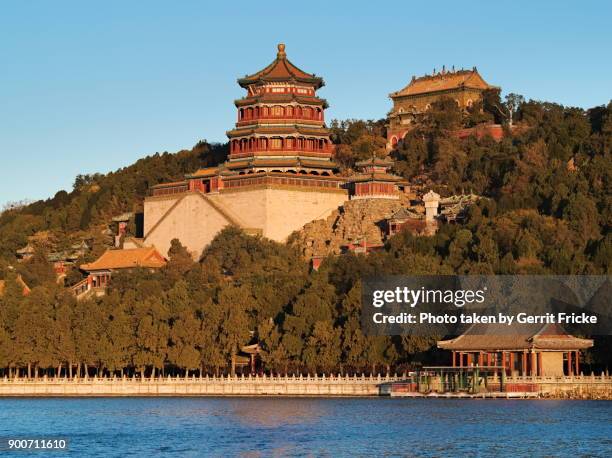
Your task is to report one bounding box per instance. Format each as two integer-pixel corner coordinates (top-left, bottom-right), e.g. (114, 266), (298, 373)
(1, 374), (611, 400)
(2, 395), (610, 400)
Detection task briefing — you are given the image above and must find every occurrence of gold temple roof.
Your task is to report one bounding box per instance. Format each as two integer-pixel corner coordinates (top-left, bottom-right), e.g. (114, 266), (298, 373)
(348, 172), (406, 183)
(391, 68), (495, 98)
(81, 247), (167, 271)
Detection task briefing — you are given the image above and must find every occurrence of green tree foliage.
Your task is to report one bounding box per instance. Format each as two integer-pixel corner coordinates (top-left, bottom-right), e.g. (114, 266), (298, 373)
(0, 100), (610, 377)
(0, 142), (228, 260)
(329, 119), (387, 169)
(16, 247), (56, 288)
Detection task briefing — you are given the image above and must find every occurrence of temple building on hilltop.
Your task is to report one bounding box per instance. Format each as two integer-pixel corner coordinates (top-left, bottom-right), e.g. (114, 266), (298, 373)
(387, 67), (497, 149)
(437, 323), (593, 377)
(142, 44), (409, 259)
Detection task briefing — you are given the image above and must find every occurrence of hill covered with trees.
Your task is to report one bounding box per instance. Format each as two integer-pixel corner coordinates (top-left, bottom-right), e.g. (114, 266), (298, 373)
(0, 95), (610, 377)
(0, 141), (228, 260)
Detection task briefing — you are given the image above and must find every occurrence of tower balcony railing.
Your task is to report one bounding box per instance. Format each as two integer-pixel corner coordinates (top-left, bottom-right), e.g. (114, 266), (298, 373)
(236, 114), (324, 125)
(149, 184), (189, 197)
(229, 145), (335, 157)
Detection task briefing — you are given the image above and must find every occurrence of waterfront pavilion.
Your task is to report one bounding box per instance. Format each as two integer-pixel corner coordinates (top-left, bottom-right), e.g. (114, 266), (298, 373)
(437, 323), (593, 376)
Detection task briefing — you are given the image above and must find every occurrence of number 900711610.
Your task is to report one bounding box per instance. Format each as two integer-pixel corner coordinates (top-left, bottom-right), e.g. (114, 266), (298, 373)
(2, 438), (68, 451)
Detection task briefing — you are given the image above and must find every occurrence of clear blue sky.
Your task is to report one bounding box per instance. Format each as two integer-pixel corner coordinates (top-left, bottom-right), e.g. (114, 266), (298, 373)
(1, 1), (610, 207)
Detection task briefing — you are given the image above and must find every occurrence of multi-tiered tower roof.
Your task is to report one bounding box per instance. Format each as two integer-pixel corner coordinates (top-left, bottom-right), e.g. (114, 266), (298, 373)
(226, 43), (336, 174)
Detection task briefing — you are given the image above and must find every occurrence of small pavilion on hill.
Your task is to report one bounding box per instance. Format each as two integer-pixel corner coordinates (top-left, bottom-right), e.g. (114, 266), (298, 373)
(80, 247), (167, 289)
(348, 157), (408, 199)
(386, 207), (426, 236)
(437, 323), (593, 377)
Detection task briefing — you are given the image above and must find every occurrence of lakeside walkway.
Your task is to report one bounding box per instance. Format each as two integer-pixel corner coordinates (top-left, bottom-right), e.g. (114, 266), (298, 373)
(1, 373), (611, 398)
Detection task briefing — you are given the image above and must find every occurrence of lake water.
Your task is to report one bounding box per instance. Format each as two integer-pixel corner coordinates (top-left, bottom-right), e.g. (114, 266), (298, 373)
(0, 398), (610, 457)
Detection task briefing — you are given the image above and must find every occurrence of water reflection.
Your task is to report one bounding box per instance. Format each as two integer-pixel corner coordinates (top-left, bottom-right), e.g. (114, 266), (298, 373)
(0, 398), (610, 457)
(225, 398), (327, 427)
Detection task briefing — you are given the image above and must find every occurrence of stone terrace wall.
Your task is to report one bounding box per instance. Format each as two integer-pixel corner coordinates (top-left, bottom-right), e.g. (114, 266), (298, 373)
(0, 374), (401, 397)
(508, 374), (612, 399)
(2, 374), (610, 398)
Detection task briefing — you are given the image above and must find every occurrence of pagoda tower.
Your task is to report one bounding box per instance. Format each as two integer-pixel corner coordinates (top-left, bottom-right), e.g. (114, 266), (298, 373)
(143, 44), (350, 259)
(225, 43), (336, 175)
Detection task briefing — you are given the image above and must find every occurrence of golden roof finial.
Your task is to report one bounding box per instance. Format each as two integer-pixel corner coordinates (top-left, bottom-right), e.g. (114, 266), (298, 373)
(277, 43), (286, 58)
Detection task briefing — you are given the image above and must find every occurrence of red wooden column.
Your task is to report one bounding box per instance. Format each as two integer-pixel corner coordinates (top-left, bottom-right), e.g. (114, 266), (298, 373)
(452, 351), (455, 367)
(477, 352), (483, 366)
(567, 351), (572, 376)
(509, 353), (514, 375)
(575, 351), (580, 375)
(531, 351), (536, 376)
(522, 351), (527, 376)
(501, 351), (506, 374)
(459, 352), (463, 368)
(537, 353), (542, 376)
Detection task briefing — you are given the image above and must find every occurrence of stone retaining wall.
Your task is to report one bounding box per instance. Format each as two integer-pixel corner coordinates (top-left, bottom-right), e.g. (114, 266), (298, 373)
(507, 374), (612, 399)
(2, 374), (610, 398)
(0, 374), (400, 397)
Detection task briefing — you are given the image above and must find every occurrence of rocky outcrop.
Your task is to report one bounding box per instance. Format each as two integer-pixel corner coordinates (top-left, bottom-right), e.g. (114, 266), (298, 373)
(289, 198), (421, 258)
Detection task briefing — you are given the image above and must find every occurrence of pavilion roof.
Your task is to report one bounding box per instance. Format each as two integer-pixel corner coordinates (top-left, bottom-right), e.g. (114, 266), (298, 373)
(188, 167), (220, 178)
(225, 158), (298, 169)
(299, 159), (338, 169)
(348, 172), (407, 184)
(388, 207), (422, 221)
(16, 244), (35, 255)
(238, 44), (324, 89)
(47, 250), (79, 262)
(391, 68), (495, 98)
(111, 212), (134, 222)
(437, 323), (594, 351)
(241, 343), (260, 354)
(235, 94), (328, 108)
(150, 180), (188, 189)
(226, 125), (330, 138)
(355, 157), (394, 168)
(81, 247), (166, 272)
(227, 157), (336, 169)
